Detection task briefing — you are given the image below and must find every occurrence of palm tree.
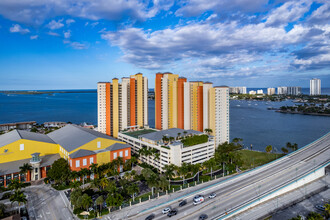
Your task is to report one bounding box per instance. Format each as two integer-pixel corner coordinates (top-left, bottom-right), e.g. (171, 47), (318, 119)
(292, 143), (298, 151)
(95, 195), (104, 217)
(204, 128), (212, 135)
(8, 179), (23, 192)
(265, 145), (272, 153)
(81, 193), (92, 212)
(9, 190), (27, 214)
(281, 147), (289, 154)
(105, 180), (117, 194)
(89, 163), (98, 179)
(70, 180), (81, 191)
(158, 176), (169, 191)
(19, 163), (32, 182)
(127, 183), (140, 201)
(70, 171), (79, 182)
(163, 164), (175, 181)
(106, 192), (123, 213)
(79, 168), (89, 187)
(177, 133), (181, 140)
(99, 177), (109, 190)
(286, 142), (292, 151)
(168, 136), (175, 144)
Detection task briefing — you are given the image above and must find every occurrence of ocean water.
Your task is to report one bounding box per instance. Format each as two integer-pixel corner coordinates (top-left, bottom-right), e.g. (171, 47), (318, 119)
(0, 90), (329, 152)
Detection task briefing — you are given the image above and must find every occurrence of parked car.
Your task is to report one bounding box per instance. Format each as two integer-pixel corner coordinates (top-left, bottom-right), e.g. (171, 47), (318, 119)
(199, 214), (208, 220)
(145, 214), (155, 220)
(179, 200), (187, 207)
(162, 207), (171, 214)
(209, 193), (216, 199)
(315, 205), (325, 211)
(167, 209), (178, 217)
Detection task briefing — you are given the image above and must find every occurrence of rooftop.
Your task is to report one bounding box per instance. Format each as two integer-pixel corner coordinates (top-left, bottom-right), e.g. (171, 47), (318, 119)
(0, 129), (56, 148)
(122, 129), (157, 139)
(139, 128), (202, 142)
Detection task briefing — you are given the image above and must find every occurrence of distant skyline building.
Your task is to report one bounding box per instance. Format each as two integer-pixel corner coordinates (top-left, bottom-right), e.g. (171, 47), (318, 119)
(249, 90), (256, 95)
(310, 78), (321, 95)
(257, 89), (264, 94)
(277, 86), (301, 95)
(229, 87), (247, 94)
(98, 73), (148, 138)
(155, 72), (229, 145)
(267, 88), (275, 95)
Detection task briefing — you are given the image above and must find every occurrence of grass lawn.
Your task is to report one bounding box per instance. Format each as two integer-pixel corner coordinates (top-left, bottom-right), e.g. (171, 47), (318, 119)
(123, 129), (156, 138)
(240, 150), (285, 170)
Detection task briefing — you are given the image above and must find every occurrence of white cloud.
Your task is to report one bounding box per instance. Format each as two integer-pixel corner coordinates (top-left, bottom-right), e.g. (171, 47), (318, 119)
(30, 35), (38, 40)
(64, 30), (71, 39)
(47, 19), (64, 30)
(265, 0), (312, 26)
(70, 42), (88, 50)
(47, 31), (60, 37)
(66, 19), (75, 25)
(91, 22), (99, 27)
(9, 24), (30, 34)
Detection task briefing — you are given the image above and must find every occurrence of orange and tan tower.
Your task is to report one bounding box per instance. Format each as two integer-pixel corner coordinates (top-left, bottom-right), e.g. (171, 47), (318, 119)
(155, 72), (229, 145)
(97, 73), (148, 137)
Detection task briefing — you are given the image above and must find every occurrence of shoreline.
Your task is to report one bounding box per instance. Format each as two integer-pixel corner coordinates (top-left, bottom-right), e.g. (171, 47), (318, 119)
(275, 110), (330, 117)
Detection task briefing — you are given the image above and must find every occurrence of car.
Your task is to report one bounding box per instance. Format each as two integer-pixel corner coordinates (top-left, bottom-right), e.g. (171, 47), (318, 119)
(193, 195), (205, 205)
(179, 200), (187, 207)
(315, 205), (325, 211)
(199, 214), (208, 220)
(167, 209), (178, 217)
(145, 214), (155, 220)
(162, 207), (171, 214)
(209, 193), (216, 199)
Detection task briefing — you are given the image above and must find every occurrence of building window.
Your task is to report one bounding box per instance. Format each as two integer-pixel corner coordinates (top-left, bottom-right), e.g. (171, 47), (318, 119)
(90, 157), (94, 164)
(119, 151), (123, 157)
(113, 152), (117, 159)
(83, 159), (87, 166)
(35, 168), (38, 173)
(97, 141), (101, 148)
(125, 150), (128, 157)
(70, 160), (72, 167)
(76, 160), (80, 167)
(20, 144), (24, 151)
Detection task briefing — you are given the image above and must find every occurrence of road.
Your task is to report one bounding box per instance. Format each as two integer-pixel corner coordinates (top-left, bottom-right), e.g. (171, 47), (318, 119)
(25, 184), (76, 220)
(131, 132), (330, 220)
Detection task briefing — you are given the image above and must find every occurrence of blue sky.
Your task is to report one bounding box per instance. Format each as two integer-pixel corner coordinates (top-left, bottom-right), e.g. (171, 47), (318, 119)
(0, 0), (329, 90)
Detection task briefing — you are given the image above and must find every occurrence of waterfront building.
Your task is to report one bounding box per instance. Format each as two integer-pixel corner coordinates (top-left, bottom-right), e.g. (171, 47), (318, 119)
(257, 89), (264, 94)
(0, 124), (130, 187)
(155, 72), (229, 145)
(310, 78), (321, 95)
(287, 87), (301, 95)
(229, 87), (247, 94)
(0, 121), (36, 131)
(277, 87), (287, 95)
(267, 88), (276, 95)
(118, 128), (214, 171)
(249, 90), (256, 95)
(98, 73), (148, 138)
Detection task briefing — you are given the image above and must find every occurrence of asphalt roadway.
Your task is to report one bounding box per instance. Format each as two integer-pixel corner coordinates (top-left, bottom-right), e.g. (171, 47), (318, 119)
(25, 184), (76, 220)
(131, 132), (330, 220)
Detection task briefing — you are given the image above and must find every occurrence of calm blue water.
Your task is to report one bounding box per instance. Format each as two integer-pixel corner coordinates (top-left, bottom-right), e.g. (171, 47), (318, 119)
(0, 90), (329, 151)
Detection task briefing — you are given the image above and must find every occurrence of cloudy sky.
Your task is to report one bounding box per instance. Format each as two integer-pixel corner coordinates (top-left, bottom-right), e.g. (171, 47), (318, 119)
(0, 0), (329, 89)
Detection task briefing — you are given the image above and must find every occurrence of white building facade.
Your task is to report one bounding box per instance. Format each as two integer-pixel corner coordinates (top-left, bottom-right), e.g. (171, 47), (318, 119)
(310, 78), (321, 95)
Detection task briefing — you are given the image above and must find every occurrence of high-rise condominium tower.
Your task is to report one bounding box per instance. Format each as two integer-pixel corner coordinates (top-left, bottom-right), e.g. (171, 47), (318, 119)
(155, 72), (229, 146)
(310, 78), (321, 95)
(97, 73), (148, 137)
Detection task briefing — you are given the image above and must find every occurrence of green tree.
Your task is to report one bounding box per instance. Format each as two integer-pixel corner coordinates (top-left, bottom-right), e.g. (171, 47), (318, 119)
(0, 203), (6, 218)
(70, 188), (82, 209)
(99, 177), (109, 190)
(127, 183), (139, 201)
(47, 158), (71, 185)
(105, 180), (117, 194)
(292, 143), (298, 151)
(8, 179), (24, 192)
(9, 190), (27, 214)
(81, 194), (92, 211)
(89, 163), (99, 178)
(265, 145), (272, 153)
(325, 203), (330, 218)
(95, 195), (104, 216)
(306, 212), (323, 220)
(163, 164), (176, 181)
(158, 176), (169, 191)
(19, 163), (32, 182)
(281, 147), (289, 154)
(106, 193), (123, 213)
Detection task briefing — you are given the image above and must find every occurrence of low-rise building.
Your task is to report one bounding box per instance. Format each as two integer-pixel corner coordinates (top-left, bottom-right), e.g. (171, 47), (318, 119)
(249, 90), (256, 95)
(257, 89), (264, 94)
(43, 122), (67, 128)
(0, 124), (131, 187)
(118, 128), (215, 171)
(0, 121), (36, 131)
